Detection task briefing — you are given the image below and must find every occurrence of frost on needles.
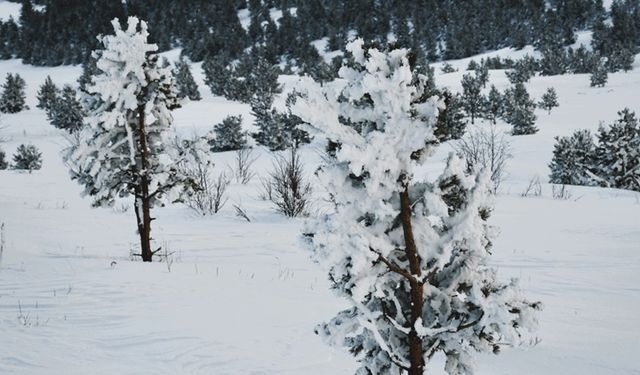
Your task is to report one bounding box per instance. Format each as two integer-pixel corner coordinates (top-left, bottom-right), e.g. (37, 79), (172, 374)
(65, 17), (209, 262)
(293, 39), (541, 375)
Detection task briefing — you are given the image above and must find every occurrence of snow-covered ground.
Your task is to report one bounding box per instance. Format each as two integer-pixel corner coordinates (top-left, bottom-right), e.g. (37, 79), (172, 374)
(1, 48), (639, 375)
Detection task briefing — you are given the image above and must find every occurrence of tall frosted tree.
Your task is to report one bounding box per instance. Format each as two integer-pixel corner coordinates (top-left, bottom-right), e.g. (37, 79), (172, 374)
(293, 39), (540, 375)
(66, 17), (205, 262)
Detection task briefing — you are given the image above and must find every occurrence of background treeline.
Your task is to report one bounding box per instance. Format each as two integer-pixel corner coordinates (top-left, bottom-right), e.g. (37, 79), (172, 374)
(1, 0), (639, 67)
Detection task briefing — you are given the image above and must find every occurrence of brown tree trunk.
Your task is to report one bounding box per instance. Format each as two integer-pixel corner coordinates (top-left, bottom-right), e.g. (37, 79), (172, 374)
(399, 187), (425, 375)
(136, 104), (153, 262)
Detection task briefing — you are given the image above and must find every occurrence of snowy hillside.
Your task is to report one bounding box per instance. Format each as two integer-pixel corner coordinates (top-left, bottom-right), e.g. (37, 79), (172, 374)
(1, 51), (639, 374)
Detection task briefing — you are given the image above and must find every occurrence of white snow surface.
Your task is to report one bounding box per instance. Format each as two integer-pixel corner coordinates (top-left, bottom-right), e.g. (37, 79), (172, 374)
(1, 47), (640, 375)
(0, 0), (20, 22)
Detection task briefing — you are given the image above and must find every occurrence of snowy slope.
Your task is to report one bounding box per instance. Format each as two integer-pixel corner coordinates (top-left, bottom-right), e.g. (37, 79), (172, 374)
(1, 49), (639, 375)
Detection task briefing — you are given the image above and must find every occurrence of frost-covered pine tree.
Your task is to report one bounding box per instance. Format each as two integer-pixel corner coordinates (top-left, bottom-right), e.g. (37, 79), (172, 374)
(174, 56), (201, 101)
(549, 129), (597, 185)
(49, 85), (84, 132)
(0, 73), (28, 113)
(66, 17), (206, 262)
(538, 87), (559, 115)
(504, 83), (538, 135)
(12, 144), (42, 172)
(293, 39), (540, 375)
(210, 115), (247, 152)
(594, 109), (640, 191)
(36, 75), (59, 111)
(590, 57), (608, 87)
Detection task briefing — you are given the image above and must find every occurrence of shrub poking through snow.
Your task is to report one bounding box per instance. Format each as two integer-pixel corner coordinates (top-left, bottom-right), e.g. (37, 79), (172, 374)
(504, 83), (538, 135)
(262, 147), (311, 218)
(49, 85), (85, 133)
(65, 17), (208, 262)
(293, 39), (540, 375)
(12, 144), (42, 172)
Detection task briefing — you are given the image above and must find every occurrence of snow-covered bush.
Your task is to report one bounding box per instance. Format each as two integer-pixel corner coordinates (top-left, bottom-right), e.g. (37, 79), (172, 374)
(293, 39), (540, 375)
(210, 115), (247, 152)
(549, 129), (597, 186)
(65, 17), (205, 262)
(12, 144), (42, 172)
(590, 57), (608, 87)
(594, 109), (640, 191)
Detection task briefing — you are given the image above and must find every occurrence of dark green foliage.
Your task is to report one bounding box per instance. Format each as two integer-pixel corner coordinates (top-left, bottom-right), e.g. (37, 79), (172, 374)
(590, 57), (609, 87)
(0, 147), (7, 170)
(49, 86), (85, 133)
(0, 73), (27, 113)
(506, 56), (538, 84)
(434, 89), (467, 142)
(174, 57), (201, 101)
(36, 76), (59, 111)
(12, 144), (42, 172)
(78, 56), (100, 92)
(539, 88), (559, 114)
(483, 85), (504, 124)
(594, 109), (640, 191)
(549, 129), (597, 185)
(504, 83), (538, 135)
(461, 73), (483, 124)
(210, 115), (247, 152)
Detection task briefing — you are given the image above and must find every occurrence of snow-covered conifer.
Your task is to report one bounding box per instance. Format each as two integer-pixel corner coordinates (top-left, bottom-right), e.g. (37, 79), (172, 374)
(461, 73), (483, 124)
(174, 57), (201, 101)
(36, 76), (59, 111)
(483, 85), (504, 124)
(549, 129), (597, 185)
(539, 87), (559, 115)
(504, 83), (538, 135)
(66, 17), (205, 262)
(594, 109), (640, 191)
(210, 115), (247, 152)
(590, 57), (608, 87)
(49, 85), (84, 132)
(434, 89), (467, 142)
(293, 39), (540, 375)
(0, 73), (28, 113)
(12, 144), (42, 172)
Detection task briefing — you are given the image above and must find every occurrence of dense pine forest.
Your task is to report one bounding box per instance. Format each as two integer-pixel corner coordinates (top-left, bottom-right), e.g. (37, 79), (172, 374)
(1, 0), (639, 68)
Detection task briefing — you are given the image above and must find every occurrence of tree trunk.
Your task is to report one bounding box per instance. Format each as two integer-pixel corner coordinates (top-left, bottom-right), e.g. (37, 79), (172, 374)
(136, 104), (153, 262)
(399, 187), (425, 375)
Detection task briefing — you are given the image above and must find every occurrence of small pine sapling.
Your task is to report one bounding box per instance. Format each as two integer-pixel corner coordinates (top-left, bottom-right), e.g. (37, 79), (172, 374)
(12, 144), (42, 172)
(539, 87), (559, 114)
